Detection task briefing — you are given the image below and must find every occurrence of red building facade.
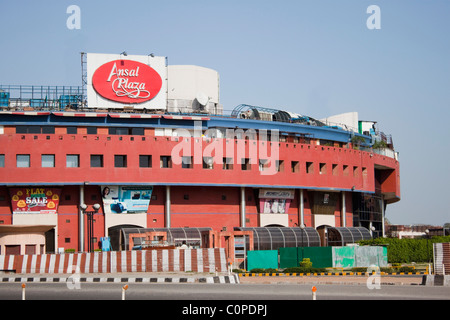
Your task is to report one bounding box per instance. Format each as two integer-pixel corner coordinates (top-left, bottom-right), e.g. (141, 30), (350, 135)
(0, 110), (400, 253)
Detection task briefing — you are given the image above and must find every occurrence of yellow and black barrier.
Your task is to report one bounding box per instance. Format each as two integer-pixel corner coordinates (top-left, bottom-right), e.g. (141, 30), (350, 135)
(239, 271), (428, 277)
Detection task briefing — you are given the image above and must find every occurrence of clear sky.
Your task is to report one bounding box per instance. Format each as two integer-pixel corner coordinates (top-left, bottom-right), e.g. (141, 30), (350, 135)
(1, 0), (449, 226)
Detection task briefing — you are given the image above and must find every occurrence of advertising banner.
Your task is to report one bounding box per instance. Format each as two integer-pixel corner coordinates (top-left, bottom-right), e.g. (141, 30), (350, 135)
(9, 187), (62, 214)
(101, 186), (153, 214)
(87, 53), (167, 110)
(258, 189), (294, 214)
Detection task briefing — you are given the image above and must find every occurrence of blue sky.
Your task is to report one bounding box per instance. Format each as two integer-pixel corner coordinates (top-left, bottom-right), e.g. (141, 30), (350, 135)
(1, 0), (449, 226)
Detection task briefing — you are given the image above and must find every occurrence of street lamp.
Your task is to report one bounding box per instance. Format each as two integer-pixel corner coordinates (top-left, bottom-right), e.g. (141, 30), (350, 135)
(425, 229), (430, 262)
(300, 224), (305, 263)
(80, 203), (101, 252)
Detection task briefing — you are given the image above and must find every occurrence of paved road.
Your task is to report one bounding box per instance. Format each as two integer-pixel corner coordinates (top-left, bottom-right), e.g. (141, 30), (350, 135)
(0, 281), (449, 300)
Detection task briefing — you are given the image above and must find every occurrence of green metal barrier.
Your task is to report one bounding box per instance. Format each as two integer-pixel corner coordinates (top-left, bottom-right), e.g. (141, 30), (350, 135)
(279, 246), (387, 269)
(247, 250), (278, 271)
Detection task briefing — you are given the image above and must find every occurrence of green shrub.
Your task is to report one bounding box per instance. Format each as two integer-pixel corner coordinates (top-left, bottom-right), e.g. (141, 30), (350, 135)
(232, 269), (245, 273)
(299, 258), (313, 269)
(283, 267), (327, 274)
(397, 266), (416, 273)
(358, 236), (450, 264)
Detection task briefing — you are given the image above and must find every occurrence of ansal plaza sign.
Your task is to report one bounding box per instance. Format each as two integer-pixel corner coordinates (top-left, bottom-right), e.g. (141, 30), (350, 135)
(86, 53), (167, 110)
(92, 59), (162, 104)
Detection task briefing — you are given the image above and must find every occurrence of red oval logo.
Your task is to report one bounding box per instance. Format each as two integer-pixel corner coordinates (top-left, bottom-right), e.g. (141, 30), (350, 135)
(92, 60), (162, 104)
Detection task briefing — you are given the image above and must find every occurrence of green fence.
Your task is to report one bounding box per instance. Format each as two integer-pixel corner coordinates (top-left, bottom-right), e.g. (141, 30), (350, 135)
(247, 250), (278, 271)
(279, 246), (387, 269)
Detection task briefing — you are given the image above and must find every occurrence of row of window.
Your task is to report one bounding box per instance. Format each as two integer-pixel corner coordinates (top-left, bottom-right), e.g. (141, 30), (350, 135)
(11, 126), (347, 148)
(5, 154), (152, 168)
(0, 154), (367, 176)
(15, 125), (145, 136)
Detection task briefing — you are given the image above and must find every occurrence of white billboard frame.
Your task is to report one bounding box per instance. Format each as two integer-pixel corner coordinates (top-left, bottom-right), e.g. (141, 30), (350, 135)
(86, 53), (167, 110)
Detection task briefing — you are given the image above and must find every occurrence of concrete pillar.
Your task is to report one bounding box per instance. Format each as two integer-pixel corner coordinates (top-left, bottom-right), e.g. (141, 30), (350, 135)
(381, 195), (385, 237)
(240, 187), (246, 227)
(299, 189), (304, 227)
(342, 191), (346, 227)
(79, 185), (84, 252)
(165, 185), (171, 228)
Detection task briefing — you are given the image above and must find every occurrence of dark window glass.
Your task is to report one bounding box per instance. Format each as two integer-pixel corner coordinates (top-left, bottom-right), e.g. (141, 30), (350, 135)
(16, 126), (28, 133)
(115, 127), (129, 135)
(114, 155), (127, 167)
(131, 128), (144, 135)
(41, 126), (55, 134)
(90, 155), (103, 167)
(87, 127), (97, 135)
(139, 155), (152, 168)
(28, 126), (41, 134)
(67, 126), (77, 134)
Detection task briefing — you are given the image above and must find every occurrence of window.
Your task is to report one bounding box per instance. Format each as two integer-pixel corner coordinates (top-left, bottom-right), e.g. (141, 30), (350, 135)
(160, 156), (172, 168)
(139, 155), (152, 168)
(291, 161), (299, 173)
(113, 127), (129, 135)
(16, 126), (28, 134)
(353, 166), (359, 178)
(259, 159), (268, 172)
(17, 154), (30, 167)
(25, 244), (36, 255)
(182, 156), (193, 169)
(66, 154), (79, 168)
(87, 127), (97, 135)
(0, 154), (4, 167)
(319, 163), (326, 175)
(67, 126), (78, 134)
(332, 164), (338, 176)
(276, 160), (284, 172)
(306, 162), (314, 174)
(241, 158), (251, 170)
(203, 157), (214, 169)
(90, 155), (103, 167)
(16, 126), (54, 134)
(114, 155), (127, 168)
(108, 127), (145, 135)
(131, 128), (144, 135)
(223, 158), (233, 170)
(41, 154), (55, 167)
(41, 126), (55, 134)
(343, 165), (349, 176)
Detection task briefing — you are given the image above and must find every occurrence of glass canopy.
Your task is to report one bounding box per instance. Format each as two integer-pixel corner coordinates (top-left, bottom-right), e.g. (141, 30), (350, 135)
(120, 227), (212, 250)
(234, 227), (321, 250)
(326, 227), (372, 246)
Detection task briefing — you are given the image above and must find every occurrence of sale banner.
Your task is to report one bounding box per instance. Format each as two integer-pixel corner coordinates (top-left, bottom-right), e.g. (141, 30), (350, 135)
(9, 187), (62, 214)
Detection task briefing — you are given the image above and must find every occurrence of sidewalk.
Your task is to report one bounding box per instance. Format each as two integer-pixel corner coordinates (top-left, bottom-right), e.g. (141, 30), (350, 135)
(0, 271), (240, 284)
(238, 273), (425, 286)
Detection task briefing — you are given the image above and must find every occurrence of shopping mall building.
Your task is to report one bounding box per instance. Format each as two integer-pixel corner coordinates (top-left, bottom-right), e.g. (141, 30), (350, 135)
(0, 53), (400, 255)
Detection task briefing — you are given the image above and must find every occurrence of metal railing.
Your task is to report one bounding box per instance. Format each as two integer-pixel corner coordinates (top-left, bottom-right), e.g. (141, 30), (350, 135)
(0, 85), (85, 111)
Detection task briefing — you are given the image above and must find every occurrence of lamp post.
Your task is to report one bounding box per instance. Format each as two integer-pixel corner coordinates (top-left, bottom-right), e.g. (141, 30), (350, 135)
(300, 224), (305, 263)
(80, 203), (100, 252)
(425, 229), (430, 261)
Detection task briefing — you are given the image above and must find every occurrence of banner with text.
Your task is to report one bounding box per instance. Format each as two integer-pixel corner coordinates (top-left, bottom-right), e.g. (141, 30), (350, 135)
(10, 187), (62, 214)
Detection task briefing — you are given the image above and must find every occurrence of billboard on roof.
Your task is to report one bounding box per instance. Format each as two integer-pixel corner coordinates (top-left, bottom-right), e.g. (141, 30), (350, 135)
(86, 53), (167, 110)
